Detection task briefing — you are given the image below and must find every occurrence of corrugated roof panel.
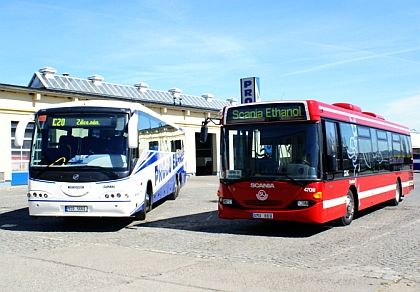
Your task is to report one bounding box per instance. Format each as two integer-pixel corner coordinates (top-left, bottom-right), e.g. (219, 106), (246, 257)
(96, 82), (109, 95)
(66, 78), (80, 91)
(28, 70), (231, 110)
(54, 76), (70, 90)
(70, 79), (86, 92)
(127, 87), (143, 100)
(147, 90), (161, 102)
(112, 84), (129, 98)
(110, 84), (123, 96)
(89, 82), (105, 95)
(41, 77), (55, 89)
(118, 85), (132, 99)
(78, 79), (93, 93)
(99, 83), (115, 96)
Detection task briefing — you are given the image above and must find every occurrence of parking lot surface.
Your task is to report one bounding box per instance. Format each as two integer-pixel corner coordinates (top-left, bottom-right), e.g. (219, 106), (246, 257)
(1, 174), (420, 291)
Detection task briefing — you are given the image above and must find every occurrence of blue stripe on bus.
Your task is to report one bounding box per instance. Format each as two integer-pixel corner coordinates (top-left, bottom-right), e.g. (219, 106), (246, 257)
(134, 152), (158, 174)
(129, 166), (186, 215)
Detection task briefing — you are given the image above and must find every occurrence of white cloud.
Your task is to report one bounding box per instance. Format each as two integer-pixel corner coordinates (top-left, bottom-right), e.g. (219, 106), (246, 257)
(280, 47), (420, 77)
(381, 95), (420, 132)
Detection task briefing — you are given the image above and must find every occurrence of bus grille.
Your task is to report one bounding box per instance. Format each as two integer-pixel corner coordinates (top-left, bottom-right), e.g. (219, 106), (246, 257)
(243, 200), (283, 207)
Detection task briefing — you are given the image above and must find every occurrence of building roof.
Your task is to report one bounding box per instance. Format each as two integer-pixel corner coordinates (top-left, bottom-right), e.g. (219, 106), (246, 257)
(28, 67), (235, 111)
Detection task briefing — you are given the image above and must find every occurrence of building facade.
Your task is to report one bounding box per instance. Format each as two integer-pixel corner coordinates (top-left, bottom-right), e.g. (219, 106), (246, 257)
(1, 67), (235, 185)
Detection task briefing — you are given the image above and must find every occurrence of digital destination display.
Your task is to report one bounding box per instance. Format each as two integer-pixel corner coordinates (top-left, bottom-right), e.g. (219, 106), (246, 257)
(225, 102), (308, 124)
(41, 115), (117, 128)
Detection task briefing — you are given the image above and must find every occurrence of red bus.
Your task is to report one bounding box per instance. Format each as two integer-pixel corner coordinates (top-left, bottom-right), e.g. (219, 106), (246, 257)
(200, 100), (414, 226)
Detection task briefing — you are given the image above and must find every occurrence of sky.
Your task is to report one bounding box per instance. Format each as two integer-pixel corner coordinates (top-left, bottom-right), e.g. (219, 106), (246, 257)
(1, 0), (420, 132)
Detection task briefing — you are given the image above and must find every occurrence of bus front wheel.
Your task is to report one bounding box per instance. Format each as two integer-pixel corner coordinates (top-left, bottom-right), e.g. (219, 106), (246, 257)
(135, 189), (152, 220)
(336, 189), (355, 226)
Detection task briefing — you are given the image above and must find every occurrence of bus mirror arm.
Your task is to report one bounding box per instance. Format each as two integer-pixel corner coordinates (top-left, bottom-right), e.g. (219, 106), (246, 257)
(200, 117), (221, 144)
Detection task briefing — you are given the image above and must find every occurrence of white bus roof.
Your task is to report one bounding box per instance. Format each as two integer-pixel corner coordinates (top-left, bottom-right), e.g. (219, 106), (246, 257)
(35, 100), (184, 132)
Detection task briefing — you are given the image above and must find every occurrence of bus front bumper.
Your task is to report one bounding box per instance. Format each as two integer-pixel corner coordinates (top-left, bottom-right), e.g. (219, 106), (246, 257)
(27, 200), (139, 217)
(218, 202), (325, 224)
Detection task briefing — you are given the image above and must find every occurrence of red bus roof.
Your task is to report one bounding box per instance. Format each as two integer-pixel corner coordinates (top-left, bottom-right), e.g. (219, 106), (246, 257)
(222, 100), (410, 135)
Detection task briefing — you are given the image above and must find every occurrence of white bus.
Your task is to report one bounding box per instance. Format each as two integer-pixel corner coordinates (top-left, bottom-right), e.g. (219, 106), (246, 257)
(14, 100), (186, 220)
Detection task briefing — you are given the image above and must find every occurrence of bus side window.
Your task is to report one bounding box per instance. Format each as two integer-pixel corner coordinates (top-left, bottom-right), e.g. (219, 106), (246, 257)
(401, 135), (411, 170)
(137, 112), (151, 156)
(357, 126), (373, 175)
(339, 122), (359, 176)
(391, 133), (401, 171)
(324, 121), (340, 173)
(171, 139), (182, 152)
(149, 141), (159, 150)
(377, 130), (389, 171)
(387, 132), (393, 170)
(370, 128), (379, 172)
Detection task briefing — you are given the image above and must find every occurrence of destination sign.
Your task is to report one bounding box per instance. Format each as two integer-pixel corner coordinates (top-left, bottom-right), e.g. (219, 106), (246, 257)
(44, 115), (117, 128)
(225, 103), (308, 124)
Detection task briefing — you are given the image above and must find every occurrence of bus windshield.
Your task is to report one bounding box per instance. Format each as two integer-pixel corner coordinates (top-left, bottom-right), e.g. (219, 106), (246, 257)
(31, 112), (129, 169)
(220, 123), (321, 181)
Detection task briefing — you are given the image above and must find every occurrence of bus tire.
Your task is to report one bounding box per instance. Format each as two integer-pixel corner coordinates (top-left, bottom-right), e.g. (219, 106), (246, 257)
(135, 188), (152, 220)
(389, 181), (401, 206)
(336, 189), (355, 226)
(168, 178), (180, 200)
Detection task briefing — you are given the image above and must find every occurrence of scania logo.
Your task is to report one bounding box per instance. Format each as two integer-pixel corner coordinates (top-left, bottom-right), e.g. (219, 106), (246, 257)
(250, 183), (275, 188)
(256, 190), (268, 201)
(72, 174), (80, 181)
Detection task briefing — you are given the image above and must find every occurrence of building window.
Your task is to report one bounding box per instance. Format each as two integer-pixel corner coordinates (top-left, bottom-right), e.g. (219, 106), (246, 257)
(11, 121), (33, 171)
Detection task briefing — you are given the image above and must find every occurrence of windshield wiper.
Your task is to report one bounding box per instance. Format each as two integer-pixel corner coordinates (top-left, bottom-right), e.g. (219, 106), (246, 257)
(277, 173), (304, 188)
(76, 165), (120, 179)
(35, 156), (67, 179)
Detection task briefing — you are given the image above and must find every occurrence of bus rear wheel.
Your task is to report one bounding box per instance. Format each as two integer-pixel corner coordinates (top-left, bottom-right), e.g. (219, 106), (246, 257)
(336, 189), (355, 226)
(168, 178), (180, 200)
(389, 181), (401, 206)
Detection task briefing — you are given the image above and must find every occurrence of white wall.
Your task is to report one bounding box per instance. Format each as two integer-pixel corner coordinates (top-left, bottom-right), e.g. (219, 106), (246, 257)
(411, 132), (420, 149)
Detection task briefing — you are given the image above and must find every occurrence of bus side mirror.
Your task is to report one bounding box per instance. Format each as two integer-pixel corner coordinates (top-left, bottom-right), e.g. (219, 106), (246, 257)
(128, 112), (138, 148)
(326, 154), (336, 172)
(200, 125), (208, 143)
(14, 114), (34, 147)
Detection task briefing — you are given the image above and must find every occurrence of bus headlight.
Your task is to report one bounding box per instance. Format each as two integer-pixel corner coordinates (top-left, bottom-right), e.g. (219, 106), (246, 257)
(104, 193), (128, 199)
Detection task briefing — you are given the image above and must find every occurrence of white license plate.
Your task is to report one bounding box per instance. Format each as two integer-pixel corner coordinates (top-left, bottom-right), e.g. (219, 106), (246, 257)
(65, 206), (88, 212)
(252, 213), (273, 219)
